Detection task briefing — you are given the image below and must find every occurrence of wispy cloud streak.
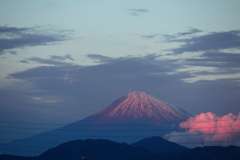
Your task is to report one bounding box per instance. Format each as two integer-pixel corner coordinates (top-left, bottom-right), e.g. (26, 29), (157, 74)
(127, 8), (149, 16)
(0, 26), (73, 54)
(167, 30), (240, 53)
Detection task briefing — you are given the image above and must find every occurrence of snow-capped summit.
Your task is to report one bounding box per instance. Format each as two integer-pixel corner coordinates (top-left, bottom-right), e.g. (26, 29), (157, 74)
(84, 91), (191, 124)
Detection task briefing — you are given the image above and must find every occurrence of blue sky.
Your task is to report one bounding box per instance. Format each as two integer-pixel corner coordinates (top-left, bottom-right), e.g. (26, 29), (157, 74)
(1, 0), (240, 143)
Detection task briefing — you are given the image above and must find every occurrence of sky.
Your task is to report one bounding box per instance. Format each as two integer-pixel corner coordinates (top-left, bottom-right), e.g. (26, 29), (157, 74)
(0, 0), (240, 146)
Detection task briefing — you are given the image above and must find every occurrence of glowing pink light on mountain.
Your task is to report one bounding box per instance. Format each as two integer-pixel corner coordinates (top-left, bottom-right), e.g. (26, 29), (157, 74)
(165, 112), (240, 147)
(91, 91), (191, 124)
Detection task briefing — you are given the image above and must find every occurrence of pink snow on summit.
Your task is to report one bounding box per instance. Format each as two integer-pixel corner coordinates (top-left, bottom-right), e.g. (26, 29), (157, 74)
(92, 91), (191, 124)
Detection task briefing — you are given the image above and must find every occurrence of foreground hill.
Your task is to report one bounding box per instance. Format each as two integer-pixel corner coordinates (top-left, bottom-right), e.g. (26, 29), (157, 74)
(1, 138), (240, 160)
(154, 146), (240, 160)
(38, 136), (187, 160)
(38, 139), (151, 160)
(0, 139), (151, 160)
(133, 136), (189, 153)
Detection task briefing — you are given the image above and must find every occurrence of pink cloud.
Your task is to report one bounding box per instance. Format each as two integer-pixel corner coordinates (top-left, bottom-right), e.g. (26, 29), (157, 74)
(68, 79), (78, 84)
(63, 74), (78, 84)
(63, 74), (69, 81)
(165, 112), (240, 148)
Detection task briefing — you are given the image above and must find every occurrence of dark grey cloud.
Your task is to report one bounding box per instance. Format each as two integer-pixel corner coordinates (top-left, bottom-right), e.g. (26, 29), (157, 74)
(0, 26), (73, 54)
(140, 28), (202, 40)
(6, 54), (185, 110)
(141, 34), (160, 39)
(0, 26), (30, 33)
(9, 51), (17, 55)
(5, 54), (240, 117)
(127, 8), (149, 16)
(19, 54), (75, 66)
(49, 54), (74, 61)
(168, 30), (240, 53)
(177, 28), (203, 36)
(161, 28), (203, 41)
(10, 54), (179, 83)
(186, 52), (240, 69)
(161, 29), (240, 79)
(27, 57), (70, 66)
(87, 54), (114, 63)
(19, 60), (29, 63)
(140, 30), (240, 79)
(87, 53), (161, 64)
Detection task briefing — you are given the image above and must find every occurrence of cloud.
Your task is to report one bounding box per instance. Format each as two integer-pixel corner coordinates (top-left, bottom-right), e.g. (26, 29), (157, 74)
(63, 73), (78, 84)
(32, 96), (62, 103)
(168, 30), (240, 54)
(186, 52), (240, 68)
(127, 8), (149, 16)
(5, 54), (188, 114)
(0, 26), (73, 54)
(20, 54), (75, 66)
(161, 29), (240, 82)
(162, 28), (202, 42)
(9, 54), (181, 83)
(19, 60), (29, 63)
(139, 28), (202, 41)
(140, 34), (160, 39)
(177, 28), (203, 36)
(49, 54), (74, 61)
(182, 73), (240, 83)
(87, 54), (113, 63)
(5, 54), (240, 116)
(0, 26), (29, 33)
(165, 112), (240, 148)
(178, 50), (240, 82)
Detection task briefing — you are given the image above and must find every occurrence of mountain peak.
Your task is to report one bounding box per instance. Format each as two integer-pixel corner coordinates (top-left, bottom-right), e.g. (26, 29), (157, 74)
(127, 91), (148, 96)
(91, 91), (190, 124)
(122, 91), (149, 100)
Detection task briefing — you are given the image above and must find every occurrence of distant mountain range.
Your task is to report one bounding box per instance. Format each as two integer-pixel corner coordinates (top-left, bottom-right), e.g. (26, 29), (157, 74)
(0, 91), (191, 156)
(1, 137), (240, 160)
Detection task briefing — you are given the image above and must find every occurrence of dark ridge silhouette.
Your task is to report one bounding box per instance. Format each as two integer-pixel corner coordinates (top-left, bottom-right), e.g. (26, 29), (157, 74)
(1, 139), (240, 160)
(38, 139), (151, 160)
(154, 146), (240, 160)
(133, 136), (189, 154)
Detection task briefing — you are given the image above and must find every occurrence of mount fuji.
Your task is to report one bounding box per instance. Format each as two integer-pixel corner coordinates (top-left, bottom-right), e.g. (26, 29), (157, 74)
(79, 91), (191, 124)
(0, 91), (191, 156)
